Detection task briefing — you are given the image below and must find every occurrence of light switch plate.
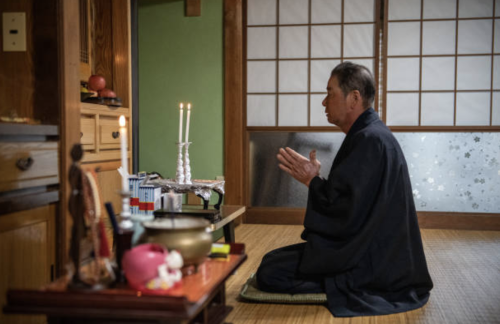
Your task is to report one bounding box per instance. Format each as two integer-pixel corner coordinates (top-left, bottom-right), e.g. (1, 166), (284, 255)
(3, 12), (26, 52)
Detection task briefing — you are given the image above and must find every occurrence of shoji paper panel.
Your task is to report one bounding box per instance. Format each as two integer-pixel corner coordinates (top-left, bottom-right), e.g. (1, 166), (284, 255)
(247, 95), (276, 126)
(388, 22), (421, 56)
(310, 59), (341, 92)
(344, 0), (375, 23)
(386, 93), (420, 126)
(247, 27), (276, 59)
(421, 93), (455, 125)
(247, 61), (276, 93)
(387, 58), (420, 91)
(421, 57), (455, 90)
(422, 21), (456, 55)
(247, 0), (276, 25)
(423, 0), (456, 19)
(279, 0), (309, 24)
(279, 61), (308, 92)
(343, 24), (374, 57)
(310, 94), (332, 126)
(456, 92), (491, 125)
(278, 95), (308, 126)
(279, 26), (308, 58)
(311, 0), (341, 23)
(311, 26), (341, 58)
(388, 0), (421, 20)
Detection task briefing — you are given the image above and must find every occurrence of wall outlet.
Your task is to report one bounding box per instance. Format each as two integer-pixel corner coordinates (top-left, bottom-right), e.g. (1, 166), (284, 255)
(3, 12), (26, 52)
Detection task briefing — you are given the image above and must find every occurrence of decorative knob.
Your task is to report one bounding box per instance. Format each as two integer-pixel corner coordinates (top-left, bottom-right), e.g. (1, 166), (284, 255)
(112, 131), (119, 139)
(16, 157), (34, 171)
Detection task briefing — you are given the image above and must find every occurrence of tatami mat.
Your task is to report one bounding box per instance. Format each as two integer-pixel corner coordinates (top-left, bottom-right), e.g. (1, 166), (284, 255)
(224, 224), (500, 324)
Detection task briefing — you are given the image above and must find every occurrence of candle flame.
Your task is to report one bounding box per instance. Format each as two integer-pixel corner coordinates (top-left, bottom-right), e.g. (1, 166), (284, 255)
(180, 103), (184, 109)
(119, 115), (126, 127)
(187, 103), (191, 110)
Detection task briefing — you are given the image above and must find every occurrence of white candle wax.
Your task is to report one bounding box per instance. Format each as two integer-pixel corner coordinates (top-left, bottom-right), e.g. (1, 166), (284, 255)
(119, 115), (128, 193)
(185, 103), (191, 143)
(179, 103), (184, 143)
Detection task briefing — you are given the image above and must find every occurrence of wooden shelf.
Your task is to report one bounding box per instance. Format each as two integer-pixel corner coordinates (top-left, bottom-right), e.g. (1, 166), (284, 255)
(0, 124), (59, 136)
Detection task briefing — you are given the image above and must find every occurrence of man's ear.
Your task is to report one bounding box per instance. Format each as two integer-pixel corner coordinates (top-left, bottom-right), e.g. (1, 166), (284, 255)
(349, 90), (362, 108)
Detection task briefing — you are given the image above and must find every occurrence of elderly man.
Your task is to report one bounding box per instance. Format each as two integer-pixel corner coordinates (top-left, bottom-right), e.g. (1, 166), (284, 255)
(256, 62), (433, 317)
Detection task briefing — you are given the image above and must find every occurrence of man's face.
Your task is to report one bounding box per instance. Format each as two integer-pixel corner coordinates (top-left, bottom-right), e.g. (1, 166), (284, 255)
(322, 76), (349, 127)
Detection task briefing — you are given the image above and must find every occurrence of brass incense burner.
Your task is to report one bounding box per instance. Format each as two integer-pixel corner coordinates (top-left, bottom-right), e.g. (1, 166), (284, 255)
(139, 217), (212, 268)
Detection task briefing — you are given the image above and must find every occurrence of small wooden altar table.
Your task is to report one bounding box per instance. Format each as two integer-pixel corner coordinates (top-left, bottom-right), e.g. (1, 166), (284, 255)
(4, 244), (247, 324)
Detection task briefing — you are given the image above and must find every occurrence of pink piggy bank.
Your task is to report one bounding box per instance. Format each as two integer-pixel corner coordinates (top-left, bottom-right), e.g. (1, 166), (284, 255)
(122, 243), (168, 290)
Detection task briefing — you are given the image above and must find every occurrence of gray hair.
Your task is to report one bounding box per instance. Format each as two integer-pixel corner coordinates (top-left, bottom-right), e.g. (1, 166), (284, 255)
(331, 62), (376, 109)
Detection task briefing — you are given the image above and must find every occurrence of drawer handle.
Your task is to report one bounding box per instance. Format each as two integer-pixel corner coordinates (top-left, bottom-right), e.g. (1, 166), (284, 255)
(112, 131), (119, 139)
(16, 157), (34, 171)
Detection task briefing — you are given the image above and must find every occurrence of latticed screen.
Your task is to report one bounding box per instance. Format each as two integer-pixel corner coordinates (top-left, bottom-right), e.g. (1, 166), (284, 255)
(246, 0), (379, 127)
(385, 0), (500, 126)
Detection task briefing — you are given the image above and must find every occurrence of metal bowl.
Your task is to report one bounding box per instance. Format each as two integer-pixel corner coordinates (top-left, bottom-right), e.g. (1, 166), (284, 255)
(139, 216), (212, 268)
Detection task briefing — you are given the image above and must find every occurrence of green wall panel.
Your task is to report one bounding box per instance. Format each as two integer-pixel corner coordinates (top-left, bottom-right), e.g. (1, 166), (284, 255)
(138, 0), (224, 204)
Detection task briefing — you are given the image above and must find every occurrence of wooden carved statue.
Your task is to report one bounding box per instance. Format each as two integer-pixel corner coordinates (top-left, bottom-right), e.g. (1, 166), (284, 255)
(68, 144), (114, 290)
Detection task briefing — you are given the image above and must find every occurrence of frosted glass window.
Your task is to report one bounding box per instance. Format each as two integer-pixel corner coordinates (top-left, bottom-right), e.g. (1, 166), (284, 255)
(456, 92), (491, 125)
(279, 61), (308, 92)
(458, 20), (493, 54)
(388, 22), (421, 56)
(421, 93), (455, 125)
(458, 0), (493, 18)
(422, 21), (456, 55)
(247, 61), (276, 93)
(310, 60), (341, 92)
(311, 26), (341, 58)
(310, 94), (332, 126)
(457, 56), (492, 90)
(311, 0), (341, 23)
(344, 0), (375, 23)
(495, 20), (500, 53)
(279, 27), (308, 58)
(387, 58), (420, 91)
(388, 0), (421, 20)
(247, 95), (276, 126)
(278, 95), (308, 126)
(247, 27), (276, 59)
(348, 59), (375, 76)
(248, 0), (277, 25)
(494, 56), (500, 89)
(343, 24), (374, 58)
(386, 93), (420, 126)
(422, 57), (455, 90)
(492, 92), (500, 125)
(279, 0), (309, 24)
(423, 0), (457, 19)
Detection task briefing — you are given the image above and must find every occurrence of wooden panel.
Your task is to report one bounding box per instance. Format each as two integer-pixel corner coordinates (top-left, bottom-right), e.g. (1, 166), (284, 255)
(33, 0), (60, 125)
(59, 0), (82, 277)
(81, 116), (96, 149)
(0, 204), (55, 324)
(96, 168), (123, 214)
(92, 0), (114, 87)
(0, 0), (35, 120)
(112, 0), (131, 108)
(224, 0), (244, 206)
(0, 142), (59, 192)
(81, 103), (131, 117)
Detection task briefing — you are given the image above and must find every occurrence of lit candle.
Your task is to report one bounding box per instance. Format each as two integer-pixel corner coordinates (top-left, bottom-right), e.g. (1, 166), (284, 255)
(185, 103), (191, 143)
(179, 103), (184, 143)
(119, 115), (128, 193)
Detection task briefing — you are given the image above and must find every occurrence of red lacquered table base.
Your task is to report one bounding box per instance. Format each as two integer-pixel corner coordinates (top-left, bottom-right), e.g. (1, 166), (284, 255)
(4, 244), (246, 324)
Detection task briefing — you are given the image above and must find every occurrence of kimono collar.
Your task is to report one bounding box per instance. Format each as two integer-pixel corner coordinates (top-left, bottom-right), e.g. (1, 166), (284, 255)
(346, 108), (379, 136)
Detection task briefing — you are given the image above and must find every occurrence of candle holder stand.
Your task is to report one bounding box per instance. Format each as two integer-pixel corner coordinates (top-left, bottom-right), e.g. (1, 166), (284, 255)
(119, 190), (133, 230)
(175, 142), (185, 184)
(184, 142), (192, 184)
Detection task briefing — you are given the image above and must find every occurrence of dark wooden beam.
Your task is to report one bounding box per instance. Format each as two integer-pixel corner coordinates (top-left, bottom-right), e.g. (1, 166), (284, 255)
(185, 0), (201, 17)
(244, 207), (500, 231)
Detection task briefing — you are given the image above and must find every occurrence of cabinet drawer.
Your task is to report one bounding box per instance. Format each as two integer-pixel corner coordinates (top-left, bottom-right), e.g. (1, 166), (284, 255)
(99, 117), (126, 149)
(0, 142), (59, 192)
(81, 117), (96, 150)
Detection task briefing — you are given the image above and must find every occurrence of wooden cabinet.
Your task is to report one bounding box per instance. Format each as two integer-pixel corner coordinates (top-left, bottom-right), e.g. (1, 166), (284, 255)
(0, 0), (80, 323)
(79, 0), (133, 237)
(0, 205), (56, 324)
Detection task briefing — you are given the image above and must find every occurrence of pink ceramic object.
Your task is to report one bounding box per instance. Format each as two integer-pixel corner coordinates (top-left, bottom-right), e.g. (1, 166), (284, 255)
(121, 243), (167, 290)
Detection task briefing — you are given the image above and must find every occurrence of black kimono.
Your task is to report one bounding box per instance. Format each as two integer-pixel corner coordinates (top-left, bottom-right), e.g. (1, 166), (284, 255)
(257, 108), (433, 317)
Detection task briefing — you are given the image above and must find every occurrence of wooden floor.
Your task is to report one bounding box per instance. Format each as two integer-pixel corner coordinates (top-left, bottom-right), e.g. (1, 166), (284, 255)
(224, 224), (500, 324)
